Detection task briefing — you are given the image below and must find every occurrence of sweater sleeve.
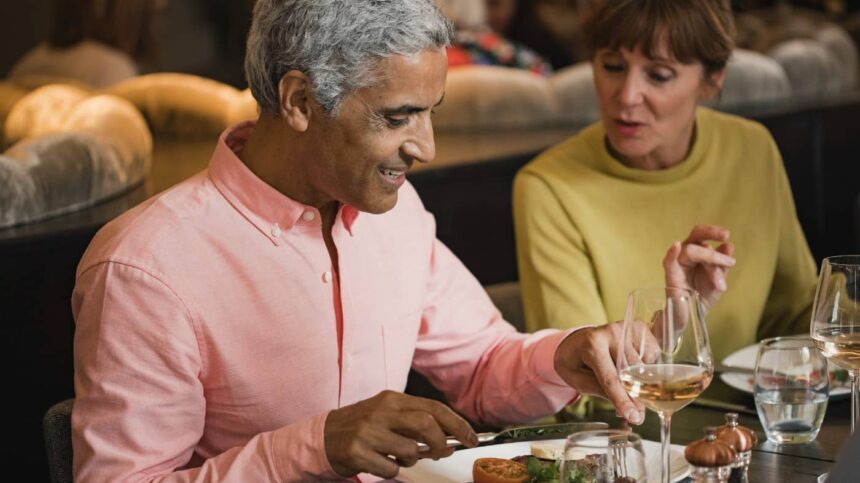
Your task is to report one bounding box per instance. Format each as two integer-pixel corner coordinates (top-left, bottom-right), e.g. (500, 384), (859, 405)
(513, 169), (609, 332)
(72, 262), (337, 482)
(756, 136), (818, 340)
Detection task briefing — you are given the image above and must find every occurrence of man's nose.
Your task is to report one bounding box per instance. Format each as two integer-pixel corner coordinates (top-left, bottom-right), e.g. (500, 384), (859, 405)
(402, 115), (435, 164)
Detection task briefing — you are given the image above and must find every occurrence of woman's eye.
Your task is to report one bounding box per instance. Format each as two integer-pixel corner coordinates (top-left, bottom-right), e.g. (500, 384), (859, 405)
(649, 71), (674, 83)
(602, 62), (624, 73)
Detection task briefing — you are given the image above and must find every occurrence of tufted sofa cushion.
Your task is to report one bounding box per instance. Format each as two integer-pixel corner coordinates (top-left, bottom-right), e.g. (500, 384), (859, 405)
(769, 39), (843, 98)
(104, 73), (242, 137)
(0, 93), (151, 228)
(433, 65), (558, 131)
(549, 61), (599, 124)
(717, 49), (793, 108)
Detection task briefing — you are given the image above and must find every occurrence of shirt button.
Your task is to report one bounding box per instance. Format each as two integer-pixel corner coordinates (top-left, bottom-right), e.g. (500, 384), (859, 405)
(302, 211), (315, 222)
(271, 224), (282, 238)
(322, 271), (332, 283)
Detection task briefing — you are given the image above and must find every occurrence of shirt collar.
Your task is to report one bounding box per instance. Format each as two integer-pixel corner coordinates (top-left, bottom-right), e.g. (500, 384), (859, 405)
(208, 121), (360, 244)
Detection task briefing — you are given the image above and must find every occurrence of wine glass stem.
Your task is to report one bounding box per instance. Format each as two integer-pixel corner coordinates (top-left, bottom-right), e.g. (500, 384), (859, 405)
(852, 372), (859, 434)
(659, 411), (672, 483)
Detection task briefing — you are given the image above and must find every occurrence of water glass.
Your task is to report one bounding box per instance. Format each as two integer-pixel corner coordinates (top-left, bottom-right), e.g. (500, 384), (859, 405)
(560, 429), (647, 483)
(753, 336), (829, 444)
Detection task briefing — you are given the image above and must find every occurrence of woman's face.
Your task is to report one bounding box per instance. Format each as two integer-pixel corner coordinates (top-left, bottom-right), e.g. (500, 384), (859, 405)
(592, 42), (724, 169)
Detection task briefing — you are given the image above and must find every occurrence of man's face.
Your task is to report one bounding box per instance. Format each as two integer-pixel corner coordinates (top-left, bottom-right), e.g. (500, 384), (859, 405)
(303, 49), (448, 214)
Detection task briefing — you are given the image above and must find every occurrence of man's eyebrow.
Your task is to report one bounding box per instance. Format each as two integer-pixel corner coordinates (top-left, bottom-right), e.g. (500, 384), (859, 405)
(378, 95), (445, 116)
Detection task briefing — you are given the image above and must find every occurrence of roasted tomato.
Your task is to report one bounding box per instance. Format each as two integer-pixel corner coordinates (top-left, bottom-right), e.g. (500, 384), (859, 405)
(472, 457), (529, 483)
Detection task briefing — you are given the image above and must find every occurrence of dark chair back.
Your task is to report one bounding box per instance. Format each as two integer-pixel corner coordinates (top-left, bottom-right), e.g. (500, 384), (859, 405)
(43, 399), (74, 483)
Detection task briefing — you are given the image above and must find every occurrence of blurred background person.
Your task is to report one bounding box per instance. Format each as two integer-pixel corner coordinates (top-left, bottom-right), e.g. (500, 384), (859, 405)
(9, 0), (165, 89)
(435, 0), (553, 75)
(486, 0), (582, 69)
(513, 0), (817, 362)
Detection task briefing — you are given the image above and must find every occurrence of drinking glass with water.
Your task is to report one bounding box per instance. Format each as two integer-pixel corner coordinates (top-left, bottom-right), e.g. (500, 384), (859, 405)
(754, 336), (829, 444)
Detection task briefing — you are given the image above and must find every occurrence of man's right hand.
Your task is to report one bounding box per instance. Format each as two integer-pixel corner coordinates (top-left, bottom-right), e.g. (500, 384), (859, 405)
(323, 390), (479, 479)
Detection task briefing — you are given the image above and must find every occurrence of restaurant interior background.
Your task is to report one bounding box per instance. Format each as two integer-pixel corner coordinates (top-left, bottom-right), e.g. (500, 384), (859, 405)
(1, 0), (859, 479)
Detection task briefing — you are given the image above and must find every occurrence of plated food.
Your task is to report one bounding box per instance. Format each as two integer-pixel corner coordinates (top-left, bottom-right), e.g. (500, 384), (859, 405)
(471, 442), (636, 483)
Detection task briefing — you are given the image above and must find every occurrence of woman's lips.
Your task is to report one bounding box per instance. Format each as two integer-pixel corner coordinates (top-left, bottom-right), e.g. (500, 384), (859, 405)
(614, 119), (644, 137)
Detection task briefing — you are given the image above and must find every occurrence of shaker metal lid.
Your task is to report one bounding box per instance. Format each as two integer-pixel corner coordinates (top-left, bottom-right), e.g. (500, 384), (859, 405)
(685, 427), (737, 467)
(715, 412), (758, 452)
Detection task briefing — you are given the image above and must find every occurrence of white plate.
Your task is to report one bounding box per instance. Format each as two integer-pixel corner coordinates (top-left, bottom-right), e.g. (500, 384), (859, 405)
(395, 438), (689, 483)
(720, 343), (850, 397)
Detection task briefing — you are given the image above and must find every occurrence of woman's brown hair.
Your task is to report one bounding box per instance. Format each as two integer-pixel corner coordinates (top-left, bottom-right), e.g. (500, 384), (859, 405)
(583, 0), (736, 76)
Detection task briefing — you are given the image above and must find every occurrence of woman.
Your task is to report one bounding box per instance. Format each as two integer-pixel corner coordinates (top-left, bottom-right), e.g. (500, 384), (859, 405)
(513, 0), (817, 361)
(10, 0), (163, 89)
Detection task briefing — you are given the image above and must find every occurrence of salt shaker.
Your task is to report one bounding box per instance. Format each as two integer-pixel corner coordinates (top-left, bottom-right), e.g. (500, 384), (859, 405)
(685, 427), (736, 483)
(715, 413), (757, 483)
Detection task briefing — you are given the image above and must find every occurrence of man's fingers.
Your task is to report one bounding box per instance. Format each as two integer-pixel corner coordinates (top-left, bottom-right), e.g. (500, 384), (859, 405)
(390, 410), (449, 459)
(678, 243), (736, 269)
(582, 344), (643, 425)
(684, 224), (730, 244)
(400, 397), (477, 449)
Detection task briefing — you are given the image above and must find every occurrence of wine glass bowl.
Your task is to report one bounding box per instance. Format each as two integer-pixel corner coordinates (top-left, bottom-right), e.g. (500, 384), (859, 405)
(617, 287), (713, 483)
(810, 255), (860, 432)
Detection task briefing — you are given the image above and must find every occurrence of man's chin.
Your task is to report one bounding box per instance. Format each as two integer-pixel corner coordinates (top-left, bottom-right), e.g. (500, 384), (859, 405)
(357, 193), (399, 215)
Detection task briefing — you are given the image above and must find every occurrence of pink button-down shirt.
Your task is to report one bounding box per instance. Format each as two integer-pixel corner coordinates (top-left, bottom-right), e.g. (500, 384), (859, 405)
(72, 122), (578, 482)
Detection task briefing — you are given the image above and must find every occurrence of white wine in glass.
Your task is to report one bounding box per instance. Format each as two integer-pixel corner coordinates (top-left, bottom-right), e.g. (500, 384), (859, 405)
(810, 255), (860, 433)
(617, 287), (714, 483)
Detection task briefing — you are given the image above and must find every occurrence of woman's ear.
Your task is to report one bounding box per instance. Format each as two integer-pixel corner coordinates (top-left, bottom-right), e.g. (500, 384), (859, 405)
(701, 68), (727, 101)
(278, 70), (313, 132)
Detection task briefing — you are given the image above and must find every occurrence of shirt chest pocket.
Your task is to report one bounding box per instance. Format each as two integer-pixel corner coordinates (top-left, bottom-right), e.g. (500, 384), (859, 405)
(381, 309), (422, 391)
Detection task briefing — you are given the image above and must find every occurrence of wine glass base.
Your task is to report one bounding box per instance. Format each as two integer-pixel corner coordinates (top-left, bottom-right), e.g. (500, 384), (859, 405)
(818, 472), (829, 483)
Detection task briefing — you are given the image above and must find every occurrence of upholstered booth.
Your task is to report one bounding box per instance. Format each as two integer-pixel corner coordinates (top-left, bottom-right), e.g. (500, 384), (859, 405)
(717, 49), (793, 108)
(549, 61), (599, 124)
(104, 73), (244, 137)
(769, 39), (844, 98)
(1, 87), (151, 228)
(433, 65), (559, 131)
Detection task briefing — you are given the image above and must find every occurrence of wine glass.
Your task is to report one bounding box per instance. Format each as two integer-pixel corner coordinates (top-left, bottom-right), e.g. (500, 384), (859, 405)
(617, 287), (714, 483)
(560, 429), (648, 483)
(810, 255), (860, 432)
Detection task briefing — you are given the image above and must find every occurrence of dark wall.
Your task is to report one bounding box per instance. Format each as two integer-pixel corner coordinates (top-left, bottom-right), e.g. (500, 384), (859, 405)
(0, 0), (53, 77)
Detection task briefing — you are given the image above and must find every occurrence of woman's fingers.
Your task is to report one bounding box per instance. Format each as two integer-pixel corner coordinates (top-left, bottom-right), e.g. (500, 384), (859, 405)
(677, 243), (736, 269)
(684, 224), (730, 245)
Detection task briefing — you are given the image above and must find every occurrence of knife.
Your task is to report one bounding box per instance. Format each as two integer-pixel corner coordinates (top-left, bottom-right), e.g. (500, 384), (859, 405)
(416, 421), (609, 452)
(715, 363), (756, 376)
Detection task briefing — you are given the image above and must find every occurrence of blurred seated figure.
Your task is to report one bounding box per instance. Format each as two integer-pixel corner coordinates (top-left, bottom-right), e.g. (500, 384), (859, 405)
(435, 0), (552, 75)
(486, 0), (581, 69)
(9, 0), (163, 89)
(514, 0), (817, 361)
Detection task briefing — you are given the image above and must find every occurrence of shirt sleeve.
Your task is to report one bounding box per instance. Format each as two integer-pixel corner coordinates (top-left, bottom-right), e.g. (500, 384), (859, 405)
(513, 170), (610, 331)
(410, 209), (578, 428)
(756, 137), (818, 339)
(72, 262), (337, 482)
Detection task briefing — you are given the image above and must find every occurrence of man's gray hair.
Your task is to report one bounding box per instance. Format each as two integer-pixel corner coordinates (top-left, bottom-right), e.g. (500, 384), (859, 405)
(246, 0), (454, 116)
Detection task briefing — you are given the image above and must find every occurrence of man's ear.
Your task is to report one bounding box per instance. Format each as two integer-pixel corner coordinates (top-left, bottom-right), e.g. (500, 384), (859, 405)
(701, 68), (727, 101)
(278, 70), (313, 132)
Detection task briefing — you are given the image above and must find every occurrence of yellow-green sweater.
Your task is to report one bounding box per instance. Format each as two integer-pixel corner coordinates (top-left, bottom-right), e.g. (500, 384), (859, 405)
(513, 107), (817, 361)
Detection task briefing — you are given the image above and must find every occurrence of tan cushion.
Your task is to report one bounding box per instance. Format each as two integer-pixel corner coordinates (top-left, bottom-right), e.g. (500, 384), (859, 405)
(549, 62), (599, 123)
(4, 85), (92, 146)
(104, 73), (242, 137)
(815, 25), (858, 91)
(225, 89), (259, 126)
(0, 82), (27, 148)
(434, 65), (557, 131)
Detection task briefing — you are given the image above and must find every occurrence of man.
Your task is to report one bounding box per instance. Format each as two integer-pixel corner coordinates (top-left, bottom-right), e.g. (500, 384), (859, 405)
(71, 0), (735, 481)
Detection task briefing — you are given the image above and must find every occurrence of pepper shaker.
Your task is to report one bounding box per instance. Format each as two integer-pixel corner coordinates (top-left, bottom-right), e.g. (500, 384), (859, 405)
(685, 427), (736, 483)
(715, 412), (757, 483)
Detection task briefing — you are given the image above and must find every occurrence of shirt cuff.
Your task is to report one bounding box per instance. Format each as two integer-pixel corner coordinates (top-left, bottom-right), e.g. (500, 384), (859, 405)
(533, 326), (594, 388)
(271, 411), (339, 480)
